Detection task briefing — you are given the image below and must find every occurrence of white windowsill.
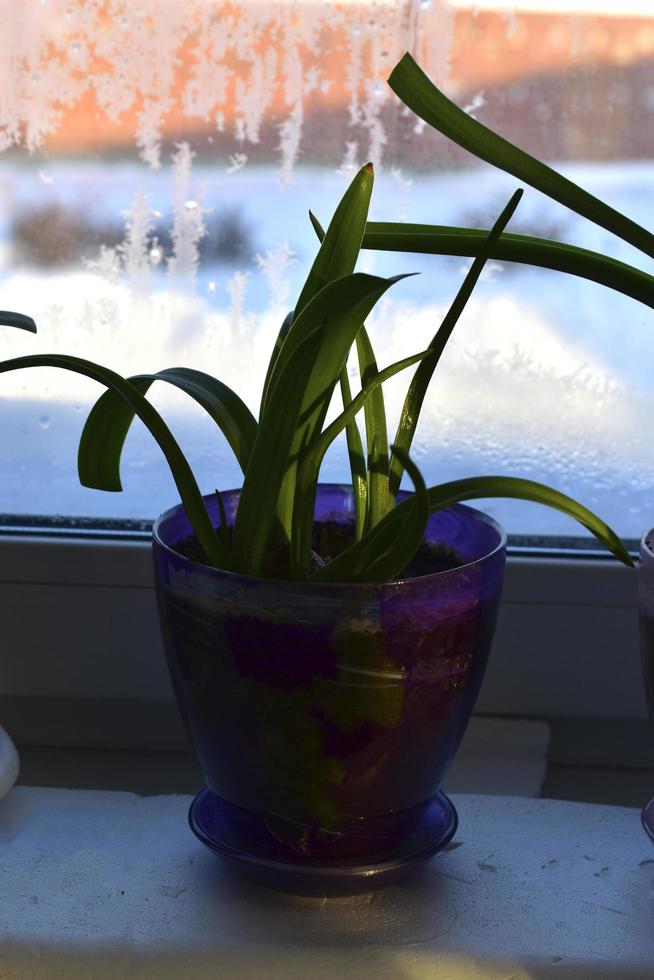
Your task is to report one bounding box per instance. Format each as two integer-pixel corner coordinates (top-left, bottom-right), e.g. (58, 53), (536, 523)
(0, 784), (651, 979)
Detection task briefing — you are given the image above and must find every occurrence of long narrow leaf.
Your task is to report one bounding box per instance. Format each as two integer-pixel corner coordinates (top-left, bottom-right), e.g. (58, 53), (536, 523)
(79, 366), (257, 491)
(293, 163), (374, 320)
(308, 206), (390, 531)
(0, 312), (37, 332)
(339, 368), (367, 541)
(390, 475), (633, 567)
(0, 355), (226, 567)
(356, 326), (390, 529)
(311, 446), (429, 583)
(265, 166), (375, 409)
(308, 210), (325, 241)
(308, 208), (368, 539)
(388, 53), (654, 259)
(361, 224), (654, 310)
(388, 189), (523, 500)
(275, 273), (412, 553)
(292, 347), (433, 576)
(231, 272), (407, 577)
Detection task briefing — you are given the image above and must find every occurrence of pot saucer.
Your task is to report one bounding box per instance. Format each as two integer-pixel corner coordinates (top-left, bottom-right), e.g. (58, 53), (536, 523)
(188, 788), (458, 894)
(643, 797), (654, 843)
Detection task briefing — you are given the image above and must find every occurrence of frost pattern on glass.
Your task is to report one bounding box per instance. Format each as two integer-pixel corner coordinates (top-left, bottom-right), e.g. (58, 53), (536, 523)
(0, 0), (449, 173)
(0, 0), (653, 538)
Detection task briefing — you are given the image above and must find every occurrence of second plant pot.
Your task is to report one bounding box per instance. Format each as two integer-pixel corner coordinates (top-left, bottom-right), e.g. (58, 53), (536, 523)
(638, 529), (654, 843)
(152, 485), (506, 887)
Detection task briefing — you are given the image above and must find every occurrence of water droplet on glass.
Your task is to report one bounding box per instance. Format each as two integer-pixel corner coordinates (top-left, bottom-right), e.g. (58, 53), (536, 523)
(149, 247), (162, 265)
(38, 415), (50, 430)
(185, 200), (198, 211)
(420, 0), (431, 8)
(373, 81), (383, 97)
(151, 209), (162, 219)
(70, 41), (81, 55)
(208, 281), (216, 294)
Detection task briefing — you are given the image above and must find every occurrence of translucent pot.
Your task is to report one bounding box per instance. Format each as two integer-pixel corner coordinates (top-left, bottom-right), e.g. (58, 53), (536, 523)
(152, 486), (506, 867)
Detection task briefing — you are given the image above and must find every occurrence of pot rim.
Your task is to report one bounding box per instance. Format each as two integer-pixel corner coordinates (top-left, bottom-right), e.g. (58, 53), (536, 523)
(152, 484), (507, 592)
(641, 529), (654, 561)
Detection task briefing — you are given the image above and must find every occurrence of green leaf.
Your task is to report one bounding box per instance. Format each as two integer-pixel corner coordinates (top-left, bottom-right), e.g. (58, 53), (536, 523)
(231, 272), (407, 578)
(339, 368), (367, 542)
(389, 189), (523, 501)
(388, 52), (654, 259)
(292, 346), (433, 577)
(392, 475), (634, 567)
(0, 354), (226, 567)
(311, 445), (429, 583)
(78, 366), (257, 492)
(308, 210), (325, 241)
(361, 223), (654, 310)
(307, 205), (369, 540)
(0, 311), (37, 333)
(265, 165), (375, 410)
(356, 326), (390, 530)
(293, 163), (374, 320)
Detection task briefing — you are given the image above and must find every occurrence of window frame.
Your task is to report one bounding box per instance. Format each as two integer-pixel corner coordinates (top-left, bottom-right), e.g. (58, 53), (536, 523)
(0, 533), (646, 756)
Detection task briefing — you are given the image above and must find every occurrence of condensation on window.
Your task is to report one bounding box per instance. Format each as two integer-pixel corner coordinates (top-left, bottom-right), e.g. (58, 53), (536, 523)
(0, 0), (653, 537)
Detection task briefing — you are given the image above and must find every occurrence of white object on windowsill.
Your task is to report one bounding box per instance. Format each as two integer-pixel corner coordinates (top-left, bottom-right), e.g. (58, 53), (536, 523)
(0, 727), (19, 799)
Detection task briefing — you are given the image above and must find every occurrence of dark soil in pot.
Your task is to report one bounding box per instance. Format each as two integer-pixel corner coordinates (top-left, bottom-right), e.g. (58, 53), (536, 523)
(172, 519), (463, 579)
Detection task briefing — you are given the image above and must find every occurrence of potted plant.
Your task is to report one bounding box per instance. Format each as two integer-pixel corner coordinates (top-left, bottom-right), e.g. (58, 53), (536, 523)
(0, 56), (645, 887)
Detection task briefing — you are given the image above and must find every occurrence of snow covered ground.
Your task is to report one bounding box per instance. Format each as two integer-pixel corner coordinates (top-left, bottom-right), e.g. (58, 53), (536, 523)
(0, 159), (652, 538)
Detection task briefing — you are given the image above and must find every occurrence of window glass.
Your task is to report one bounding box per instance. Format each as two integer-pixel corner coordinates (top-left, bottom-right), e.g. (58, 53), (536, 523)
(0, 0), (652, 537)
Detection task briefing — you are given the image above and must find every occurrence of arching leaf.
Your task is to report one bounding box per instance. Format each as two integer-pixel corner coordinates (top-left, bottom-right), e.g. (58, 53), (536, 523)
(0, 354), (225, 567)
(388, 52), (654, 259)
(311, 446), (428, 583)
(79, 367), (257, 492)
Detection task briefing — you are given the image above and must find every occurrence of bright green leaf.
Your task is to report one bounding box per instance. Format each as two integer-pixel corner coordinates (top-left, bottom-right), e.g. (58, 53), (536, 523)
(293, 163), (374, 320)
(0, 354), (226, 568)
(360, 223), (654, 310)
(389, 189), (523, 500)
(388, 52), (654, 259)
(311, 445), (429, 583)
(292, 346), (433, 576)
(392, 475), (634, 567)
(339, 368), (367, 542)
(231, 272), (408, 577)
(78, 366), (257, 492)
